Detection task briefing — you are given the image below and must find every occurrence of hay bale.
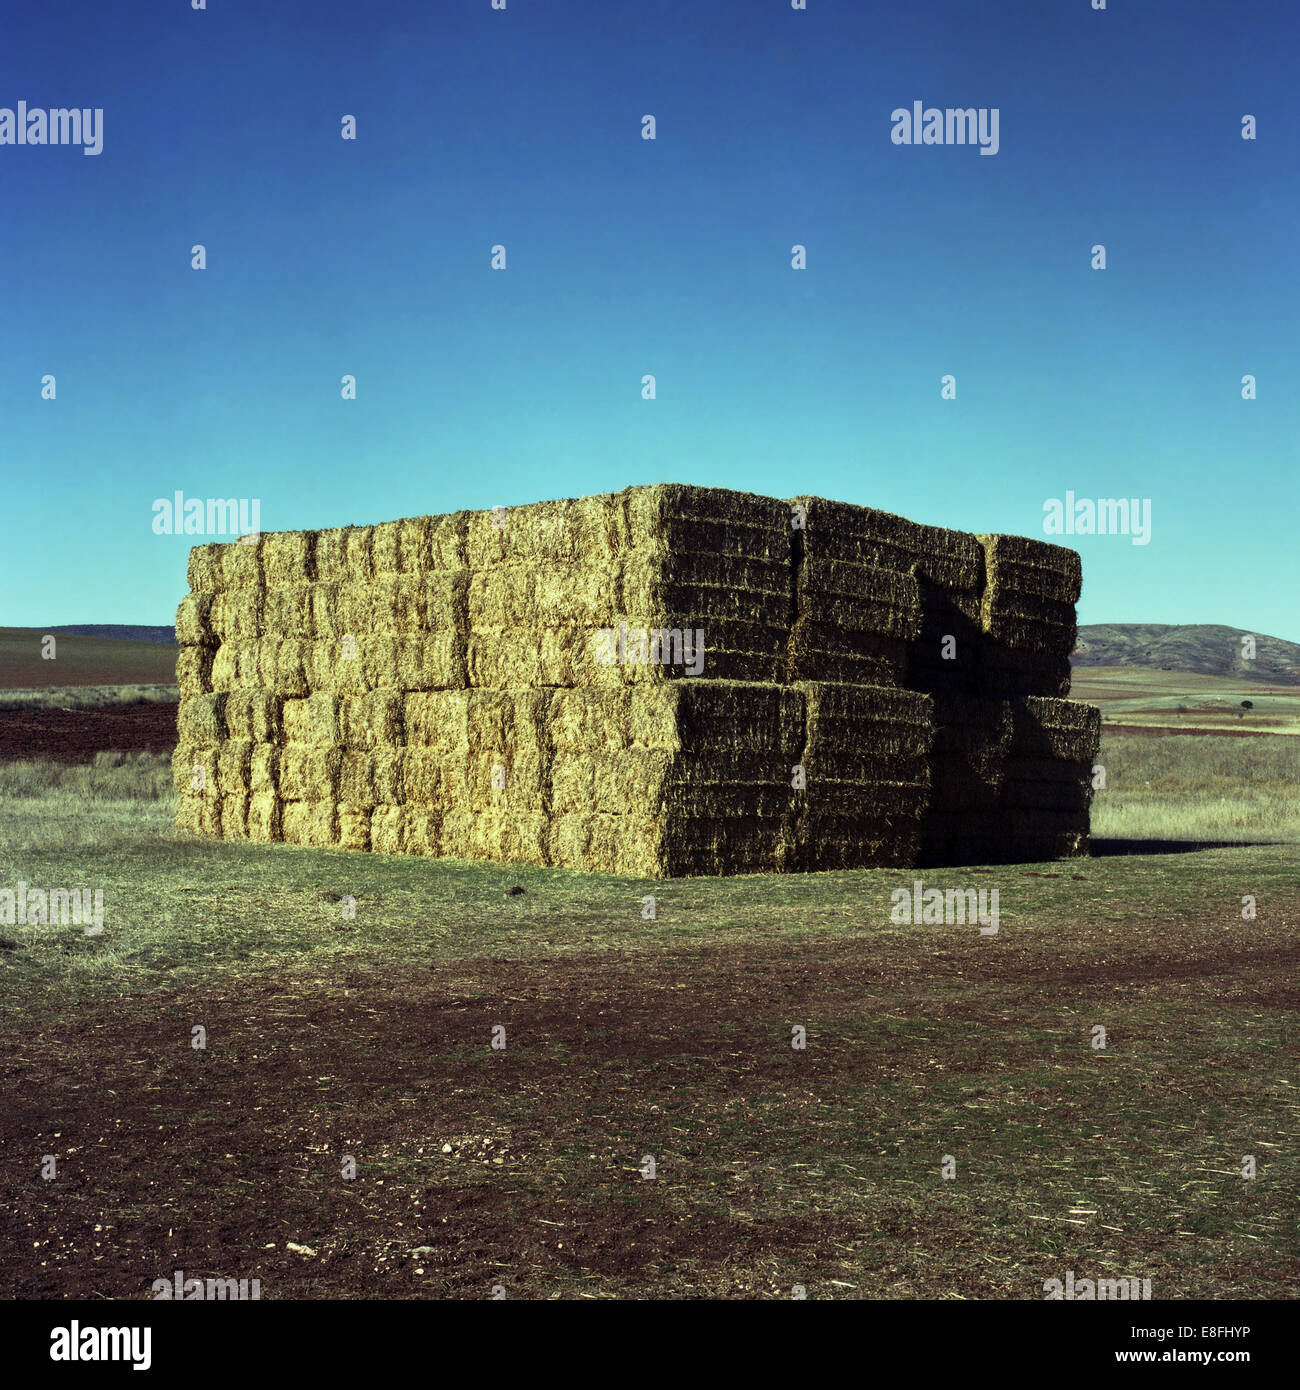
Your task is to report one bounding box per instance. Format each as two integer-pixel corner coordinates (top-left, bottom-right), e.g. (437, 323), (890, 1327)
(337, 805), (372, 851)
(223, 690), (280, 742)
(339, 749), (403, 808)
(210, 589), (264, 643)
(338, 691), (404, 749)
(261, 531), (316, 587)
(278, 746), (342, 801)
(281, 692), (340, 747)
(187, 544), (225, 594)
(176, 593), (217, 647)
(177, 693), (226, 747)
(218, 536), (263, 591)
(176, 646), (213, 697)
(371, 805), (407, 854)
(978, 534), (1082, 604)
(172, 744), (218, 796)
(221, 794), (250, 839)
(247, 791), (282, 842)
(1009, 697), (1101, 761)
(176, 790), (221, 839)
(281, 800), (338, 847)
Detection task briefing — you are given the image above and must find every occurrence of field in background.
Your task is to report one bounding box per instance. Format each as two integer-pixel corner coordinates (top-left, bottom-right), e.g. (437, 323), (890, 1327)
(0, 628), (178, 690)
(0, 748), (1297, 1298)
(1070, 666), (1300, 735)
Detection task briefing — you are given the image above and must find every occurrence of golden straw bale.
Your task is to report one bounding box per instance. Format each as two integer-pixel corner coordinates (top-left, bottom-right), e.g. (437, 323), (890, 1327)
(210, 588), (264, 643)
(218, 535), (263, 591)
(172, 744), (218, 796)
(338, 690), (404, 749)
(222, 690), (280, 742)
(221, 794), (250, 839)
(281, 692), (340, 747)
(337, 806), (372, 851)
(177, 693), (227, 746)
(404, 690), (471, 750)
(175, 790), (222, 839)
(278, 746), (343, 801)
(281, 800), (338, 847)
(338, 750), (403, 808)
(261, 530), (315, 587)
(216, 739), (252, 796)
(176, 646), (213, 697)
(249, 744), (280, 795)
(176, 594), (218, 647)
(187, 543), (225, 594)
(247, 791), (282, 842)
(370, 805), (407, 855)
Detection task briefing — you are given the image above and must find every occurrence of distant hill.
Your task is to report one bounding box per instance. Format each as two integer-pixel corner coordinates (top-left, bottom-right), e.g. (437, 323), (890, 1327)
(1073, 624), (1300, 685)
(42, 624), (176, 645)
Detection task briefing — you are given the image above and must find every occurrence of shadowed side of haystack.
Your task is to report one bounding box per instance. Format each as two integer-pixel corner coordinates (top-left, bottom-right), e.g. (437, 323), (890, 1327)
(173, 484), (1099, 874)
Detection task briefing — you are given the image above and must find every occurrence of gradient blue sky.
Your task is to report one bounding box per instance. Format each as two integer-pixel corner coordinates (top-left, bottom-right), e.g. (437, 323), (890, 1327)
(3, 0), (1296, 638)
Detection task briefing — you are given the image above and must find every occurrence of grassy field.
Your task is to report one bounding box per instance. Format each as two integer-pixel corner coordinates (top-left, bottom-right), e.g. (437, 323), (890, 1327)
(0, 628), (177, 690)
(1, 738), (1296, 1300)
(0, 684), (179, 712)
(1070, 665), (1300, 735)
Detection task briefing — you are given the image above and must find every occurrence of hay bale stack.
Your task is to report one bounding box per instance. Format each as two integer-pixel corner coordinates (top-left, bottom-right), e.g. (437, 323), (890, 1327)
(176, 487), (1097, 873)
(976, 534), (1081, 697)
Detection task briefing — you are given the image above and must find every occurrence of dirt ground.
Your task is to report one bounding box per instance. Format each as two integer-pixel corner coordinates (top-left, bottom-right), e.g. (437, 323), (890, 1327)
(0, 704), (178, 763)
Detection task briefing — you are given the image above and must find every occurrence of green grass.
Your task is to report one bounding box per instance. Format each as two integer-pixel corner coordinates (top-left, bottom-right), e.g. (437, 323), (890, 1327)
(0, 683), (179, 711)
(1091, 733), (1300, 843)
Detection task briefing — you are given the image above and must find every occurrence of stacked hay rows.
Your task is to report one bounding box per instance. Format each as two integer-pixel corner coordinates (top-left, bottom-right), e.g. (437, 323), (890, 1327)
(175, 484), (1098, 875)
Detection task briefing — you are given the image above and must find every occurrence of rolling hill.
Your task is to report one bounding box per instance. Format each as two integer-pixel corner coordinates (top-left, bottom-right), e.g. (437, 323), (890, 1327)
(1073, 624), (1300, 686)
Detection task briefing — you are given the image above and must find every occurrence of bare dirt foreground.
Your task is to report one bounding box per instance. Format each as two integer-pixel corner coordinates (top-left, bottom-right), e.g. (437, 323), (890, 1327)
(0, 704), (178, 764)
(1, 842), (1297, 1301)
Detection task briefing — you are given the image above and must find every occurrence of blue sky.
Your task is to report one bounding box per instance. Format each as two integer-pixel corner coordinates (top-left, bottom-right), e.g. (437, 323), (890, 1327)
(2, 0), (1296, 638)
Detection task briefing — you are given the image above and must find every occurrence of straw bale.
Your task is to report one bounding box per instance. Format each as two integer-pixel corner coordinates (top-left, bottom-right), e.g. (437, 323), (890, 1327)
(981, 649), (1072, 697)
(371, 520), (402, 576)
(247, 790), (282, 842)
(401, 748), (445, 806)
(403, 808), (442, 856)
(370, 805), (407, 855)
(376, 514), (465, 575)
(404, 690), (471, 750)
(261, 530), (316, 587)
(221, 794), (250, 840)
(1000, 777), (1093, 812)
(314, 526), (372, 584)
(1007, 757), (1095, 786)
(791, 822), (920, 872)
(261, 581), (318, 639)
(176, 791), (222, 839)
(176, 593), (217, 647)
(210, 588), (264, 643)
(177, 693), (227, 747)
(258, 637), (310, 697)
(333, 583), (375, 635)
(172, 745), (218, 796)
(339, 749), (403, 808)
(337, 805), (372, 851)
(978, 534), (1082, 603)
(187, 544), (225, 595)
(309, 584), (342, 641)
(281, 799), (338, 848)
(338, 691), (404, 749)
(281, 693), (340, 747)
(209, 642), (260, 693)
(983, 611), (1077, 658)
(216, 739), (253, 797)
(176, 646), (214, 697)
(217, 535), (263, 592)
(1009, 697), (1100, 760)
(792, 496), (984, 590)
(223, 687), (283, 742)
(249, 744), (280, 795)
(278, 746), (342, 801)
(430, 511), (470, 570)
